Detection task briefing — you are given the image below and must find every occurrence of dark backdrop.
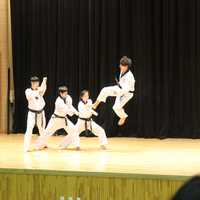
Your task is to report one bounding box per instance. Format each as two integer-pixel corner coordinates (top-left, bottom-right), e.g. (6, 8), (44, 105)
(11, 0), (200, 138)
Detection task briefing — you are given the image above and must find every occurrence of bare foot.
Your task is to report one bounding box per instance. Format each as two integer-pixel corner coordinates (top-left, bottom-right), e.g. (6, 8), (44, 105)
(118, 118), (127, 126)
(100, 145), (106, 150)
(58, 145), (68, 150)
(24, 149), (31, 153)
(34, 145), (46, 151)
(76, 146), (80, 151)
(92, 100), (100, 110)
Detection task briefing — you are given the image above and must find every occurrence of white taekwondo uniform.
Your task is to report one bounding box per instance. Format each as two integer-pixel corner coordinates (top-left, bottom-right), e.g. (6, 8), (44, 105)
(24, 79), (47, 152)
(35, 95), (79, 149)
(61, 99), (108, 148)
(97, 70), (135, 119)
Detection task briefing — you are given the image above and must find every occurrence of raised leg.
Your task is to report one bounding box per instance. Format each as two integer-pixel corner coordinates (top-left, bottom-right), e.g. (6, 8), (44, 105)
(93, 86), (120, 109)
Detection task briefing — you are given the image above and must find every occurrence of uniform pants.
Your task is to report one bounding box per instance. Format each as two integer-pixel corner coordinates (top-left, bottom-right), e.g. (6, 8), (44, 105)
(97, 85), (133, 118)
(24, 111), (46, 152)
(35, 116), (77, 149)
(61, 119), (108, 147)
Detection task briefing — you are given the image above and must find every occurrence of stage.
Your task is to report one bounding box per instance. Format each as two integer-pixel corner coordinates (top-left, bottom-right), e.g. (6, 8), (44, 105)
(0, 134), (200, 200)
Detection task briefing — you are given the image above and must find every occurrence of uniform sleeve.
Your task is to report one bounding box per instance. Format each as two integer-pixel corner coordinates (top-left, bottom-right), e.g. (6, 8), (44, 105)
(67, 96), (79, 116)
(78, 101), (84, 113)
(81, 99), (98, 116)
(126, 73), (135, 92)
(38, 78), (47, 96)
(90, 109), (98, 116)
(87, 99), (98, 116)
(131, 75), (135, 91)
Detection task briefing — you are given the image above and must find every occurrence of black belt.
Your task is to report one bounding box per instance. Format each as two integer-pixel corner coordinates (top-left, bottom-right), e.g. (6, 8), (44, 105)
(29, 108), (44, 114)
(28, 108), (44, 127)
(79, 117), (92, 133)
(53, 113), (68, 126)
(117, 84), (134, 94)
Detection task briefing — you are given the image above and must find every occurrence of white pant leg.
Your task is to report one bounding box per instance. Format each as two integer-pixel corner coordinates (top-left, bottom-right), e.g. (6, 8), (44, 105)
(35, 117), (64, 149)
(36, 111), (46, 136)
(61, 119), (87, 147)
(59, 119), (78, 148)
(73, 120), (87, 147)
(112, 93), (133, 118)
(90, 121), (108, 145)
(24, 111), (36, 151)
(97, 85), (122, 103)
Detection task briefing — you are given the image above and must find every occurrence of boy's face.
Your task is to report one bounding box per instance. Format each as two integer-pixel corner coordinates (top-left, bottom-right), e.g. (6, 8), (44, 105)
(60, 91), (68, 98)
(31, 81), (40, 90)
(82, 92), (89, 102)
(120, 64), (128, 73)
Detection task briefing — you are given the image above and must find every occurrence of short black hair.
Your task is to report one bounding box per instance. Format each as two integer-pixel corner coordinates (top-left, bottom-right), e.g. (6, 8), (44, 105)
(30, 76), (40, 82)
(58, 86), (68, 93)
(172, 176), (200, 200)
(120, 56), (130, 67)
(80, 90), (89, 99)
(128, 57), (132, 67)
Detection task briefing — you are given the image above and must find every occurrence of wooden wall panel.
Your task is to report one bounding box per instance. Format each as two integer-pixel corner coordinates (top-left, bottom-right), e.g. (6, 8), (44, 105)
(0, 172), (185, 200)
(0, 0), (8, 133)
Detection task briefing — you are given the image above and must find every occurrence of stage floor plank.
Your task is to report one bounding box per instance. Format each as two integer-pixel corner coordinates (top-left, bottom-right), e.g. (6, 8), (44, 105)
(0, 134), (200, 177)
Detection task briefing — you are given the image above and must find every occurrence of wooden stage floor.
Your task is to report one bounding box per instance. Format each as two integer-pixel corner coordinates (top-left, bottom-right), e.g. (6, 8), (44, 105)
(0, 134), (200, 177)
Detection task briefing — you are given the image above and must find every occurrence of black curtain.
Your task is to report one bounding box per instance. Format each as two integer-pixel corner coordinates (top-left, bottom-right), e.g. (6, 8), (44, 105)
(11, 0), (200, 138)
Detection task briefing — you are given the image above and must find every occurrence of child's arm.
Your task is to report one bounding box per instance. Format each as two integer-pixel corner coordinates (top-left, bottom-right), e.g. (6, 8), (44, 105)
(38, 77), (47, 96)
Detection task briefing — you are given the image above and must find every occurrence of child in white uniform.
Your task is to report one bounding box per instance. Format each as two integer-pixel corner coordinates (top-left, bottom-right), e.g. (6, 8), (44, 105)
(35, 86), (79, 150)
(24, 76), (47, 152)
(93, 56), (135, 126)
(61, 90), (108, 150)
